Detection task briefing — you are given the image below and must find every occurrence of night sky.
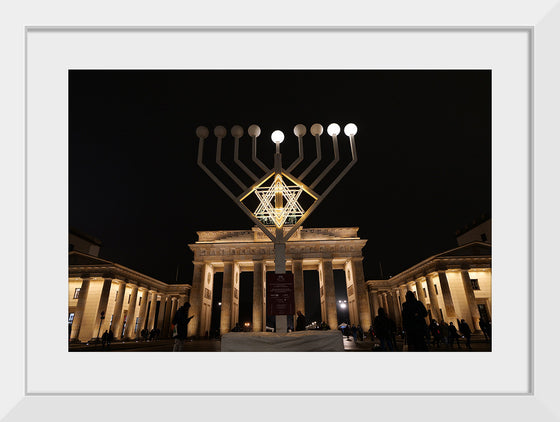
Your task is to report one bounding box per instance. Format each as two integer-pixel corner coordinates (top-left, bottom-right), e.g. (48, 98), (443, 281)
(69, 70), (491, 326)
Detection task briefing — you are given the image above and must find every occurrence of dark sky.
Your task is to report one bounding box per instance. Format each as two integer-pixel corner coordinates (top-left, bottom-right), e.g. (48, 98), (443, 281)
(69, 70), (490, 324)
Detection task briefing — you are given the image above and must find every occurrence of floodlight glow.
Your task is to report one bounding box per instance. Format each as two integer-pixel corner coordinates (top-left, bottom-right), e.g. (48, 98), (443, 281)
(327, 123), (340, 136)
(344, 123), (358, 136)
(340, 303), (347, 309)
(271, 130), (285, 144)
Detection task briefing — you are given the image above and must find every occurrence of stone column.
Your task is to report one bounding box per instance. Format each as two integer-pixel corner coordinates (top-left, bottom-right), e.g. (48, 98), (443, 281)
(391, 289), (402, 329)
(370, 290), (380, 319)
(382, 292), (390, 317)
(91, 278), (113, 340)
(146, 291), (157, 331)
(220, 261), (234, 334)
(253, 260), (265, 332)
(161, 295), (174, 338)
(425, 275), (441, 321)
(415, 279), (427, 306)
(136, 288), (149, 333)
(111, 281), (127, 339)
(461, 269), (481, 330)
(70, 277), (91, 341)
(168, 297), (179, 336)
(158, 296), (170, 337)
(188, 262), (205, 337)
(398, 285), (408, 310)
(437, 271), (457, 318)
(321, 259), (338, 330)
(292, 259), (305, 316)
(124, 284), (139, 339)
(351, 258), (372, 330)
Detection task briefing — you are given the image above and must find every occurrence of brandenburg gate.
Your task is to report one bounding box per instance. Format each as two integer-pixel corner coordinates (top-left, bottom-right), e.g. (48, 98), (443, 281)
(187, 225), (371, 337)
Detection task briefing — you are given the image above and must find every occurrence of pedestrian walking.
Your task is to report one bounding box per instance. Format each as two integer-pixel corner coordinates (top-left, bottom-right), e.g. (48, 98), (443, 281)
(172, 302), (194, 352)
(101, 330), (109, 348)
(459, 319), (472, 349)
(401, 291), (429, 351)
(373, 307), (394, 351)
(448, 321), (461, 349)
(295, 310), (306, 331)
(429, 319), (442, 348)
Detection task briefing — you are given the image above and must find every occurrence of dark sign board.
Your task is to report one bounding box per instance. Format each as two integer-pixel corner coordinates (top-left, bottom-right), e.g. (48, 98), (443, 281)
(266, 273), (295, 316)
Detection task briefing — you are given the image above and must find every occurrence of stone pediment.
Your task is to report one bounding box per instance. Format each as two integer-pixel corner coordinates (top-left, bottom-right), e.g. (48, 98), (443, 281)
(196, 226), (360, 243)
(436, 242), (491, 258)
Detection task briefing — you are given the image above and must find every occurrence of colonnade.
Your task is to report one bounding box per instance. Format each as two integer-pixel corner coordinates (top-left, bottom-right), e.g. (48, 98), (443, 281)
(368, 267), (491, 331)
(68, 276), (189, 343)
(187, 256), (372, 337)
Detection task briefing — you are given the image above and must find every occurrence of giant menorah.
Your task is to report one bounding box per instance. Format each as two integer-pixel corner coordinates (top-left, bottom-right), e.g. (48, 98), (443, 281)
(195, 122), (358, 275)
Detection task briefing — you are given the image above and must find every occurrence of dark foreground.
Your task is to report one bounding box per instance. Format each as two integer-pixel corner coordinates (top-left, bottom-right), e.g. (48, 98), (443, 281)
(69, 333), (491, 352)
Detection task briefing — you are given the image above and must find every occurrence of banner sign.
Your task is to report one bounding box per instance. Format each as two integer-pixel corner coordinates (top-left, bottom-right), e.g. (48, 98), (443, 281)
(266, 273), (295, 316)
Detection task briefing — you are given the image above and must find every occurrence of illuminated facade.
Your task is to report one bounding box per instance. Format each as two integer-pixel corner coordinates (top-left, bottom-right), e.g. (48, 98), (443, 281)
(68, 251), (191, 343)
(187, 226), (371, 337)
(366, 242), (492, 331)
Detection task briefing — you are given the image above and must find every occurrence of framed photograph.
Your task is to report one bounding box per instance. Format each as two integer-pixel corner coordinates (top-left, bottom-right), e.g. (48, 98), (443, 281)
(2, 0), (559, 420)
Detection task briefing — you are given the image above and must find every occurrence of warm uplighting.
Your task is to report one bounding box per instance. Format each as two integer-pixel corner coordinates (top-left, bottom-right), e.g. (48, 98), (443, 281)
(244, 322), (251, 327)
(271, 130), (285, 144)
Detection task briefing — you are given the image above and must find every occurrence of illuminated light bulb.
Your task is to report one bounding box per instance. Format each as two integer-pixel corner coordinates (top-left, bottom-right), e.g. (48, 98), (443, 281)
(310, 123), (323, 136)
(327, 123), (340, 136)
(196, 126), (209, 140)
(214, 126), (227, 138)
(271, 130), (285, 144)
(340, 303), (347, 309)
(248, 124), (261, 138)
(344, 123), (358, 136)
(293, 124), (307, 137)
(231, 125), (244, 138)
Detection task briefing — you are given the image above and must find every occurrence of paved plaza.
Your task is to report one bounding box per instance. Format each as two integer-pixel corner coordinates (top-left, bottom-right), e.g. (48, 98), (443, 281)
(69, 332), (490, 352)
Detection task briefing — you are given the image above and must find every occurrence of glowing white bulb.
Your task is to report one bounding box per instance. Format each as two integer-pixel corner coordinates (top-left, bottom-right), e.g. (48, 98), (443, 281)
(271, 130), (285, 144)
(327, 123), (340, 136)
(344, 123), (358, 136)
(340, 303), (347, 309)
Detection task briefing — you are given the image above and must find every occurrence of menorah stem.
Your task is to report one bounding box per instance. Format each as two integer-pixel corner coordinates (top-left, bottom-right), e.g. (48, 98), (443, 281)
(252, 136), (270, 173)
(310, 134), (339, 190)
(298, 133), (322, 181)
(234, 137), (258, 182)
(286, 136), (304, 174)
(216, 137), (247, 190)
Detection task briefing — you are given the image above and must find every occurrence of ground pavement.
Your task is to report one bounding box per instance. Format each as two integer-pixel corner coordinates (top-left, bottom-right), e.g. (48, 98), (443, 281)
(69, 332), (491, 352)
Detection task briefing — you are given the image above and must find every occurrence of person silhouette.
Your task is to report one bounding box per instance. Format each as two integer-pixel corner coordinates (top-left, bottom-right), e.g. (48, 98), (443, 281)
(448, 321), (460, 349)
(295, 310), (306, 331)
(401, 291), (428, 351)
(172, 302), (194, 352)
(373, 307), (394, 351)
(458, 319), (472, 349)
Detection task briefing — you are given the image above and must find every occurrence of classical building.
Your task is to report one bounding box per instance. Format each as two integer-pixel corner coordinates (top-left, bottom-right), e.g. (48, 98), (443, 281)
(366, 241), (491, 331)
(187, 226), (371, 337)
(68, 251), (191, 343)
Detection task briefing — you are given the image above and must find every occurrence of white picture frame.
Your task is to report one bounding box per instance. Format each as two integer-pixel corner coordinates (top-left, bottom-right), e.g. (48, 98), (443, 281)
(2, 0), (559, 420)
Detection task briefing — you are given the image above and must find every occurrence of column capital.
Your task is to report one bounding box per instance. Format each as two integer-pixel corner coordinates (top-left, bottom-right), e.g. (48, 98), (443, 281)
(126, 282), (138, 289)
